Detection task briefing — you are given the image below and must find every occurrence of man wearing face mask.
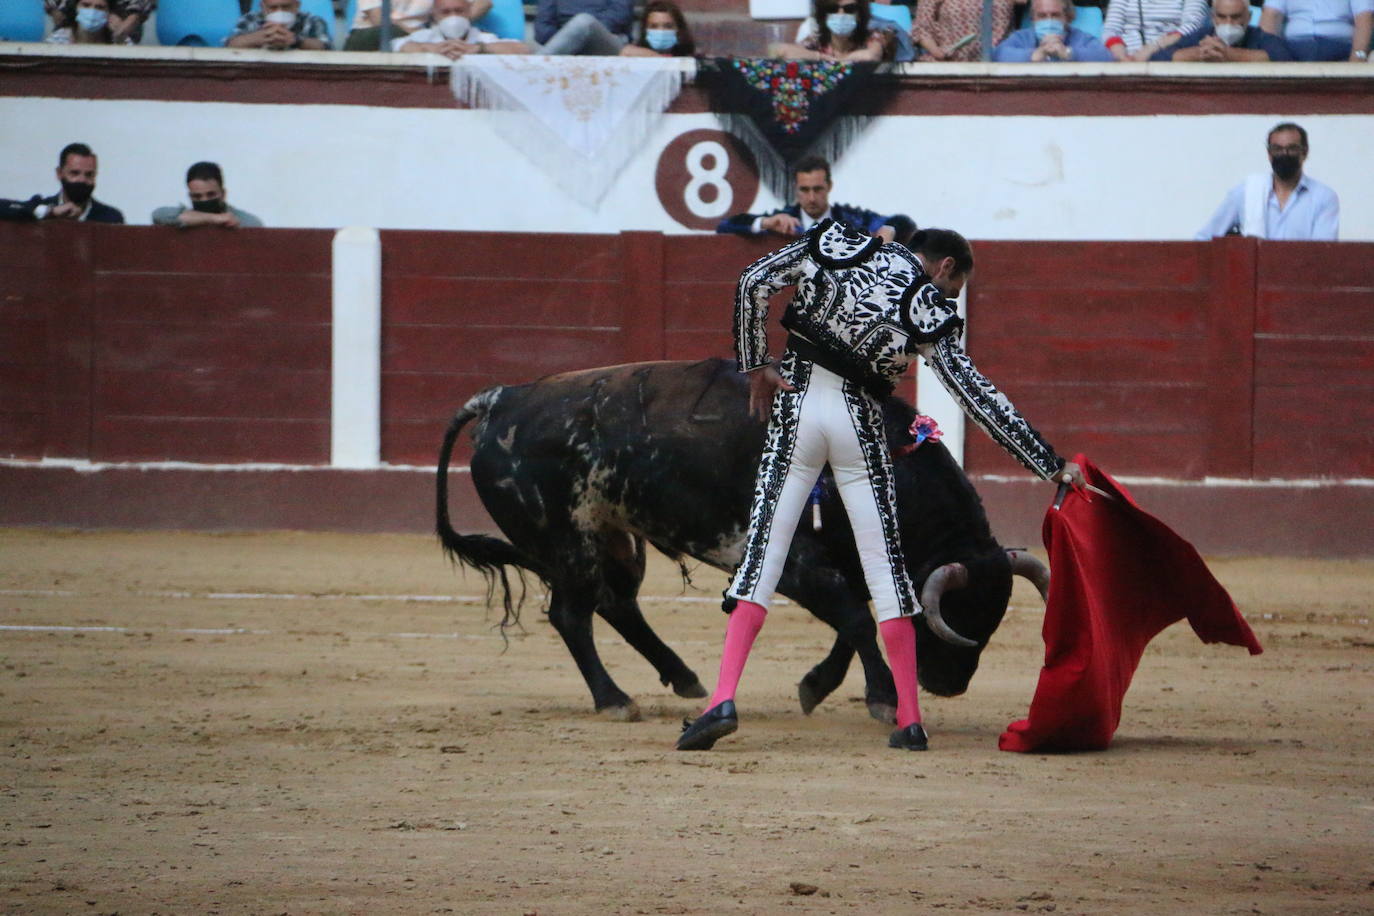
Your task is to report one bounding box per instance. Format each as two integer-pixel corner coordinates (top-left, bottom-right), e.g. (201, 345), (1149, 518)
(45, 0), (154, 45)
(1150, 0), (1295, 60)
(676, 222), (1079, 754)
(0, 142), (124, 224)
(45, 0), (113, 44)
(1196, 122), (1339, 241)
(226, 0), (331, 50)
(991, 0), (1114, 61)
(394, 0), (529, 56)
(152, 162), (263, 230)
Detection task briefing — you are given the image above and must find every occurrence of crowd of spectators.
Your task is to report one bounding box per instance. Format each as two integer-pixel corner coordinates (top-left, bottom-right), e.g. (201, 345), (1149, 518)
(10, 0), (1371, 62)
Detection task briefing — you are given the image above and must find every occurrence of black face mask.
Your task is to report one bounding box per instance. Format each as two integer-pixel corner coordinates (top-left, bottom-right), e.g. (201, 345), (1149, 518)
(1270, 154), (1302, 182)
(61, 180), (94, 204)
(191, 198), (228, 213)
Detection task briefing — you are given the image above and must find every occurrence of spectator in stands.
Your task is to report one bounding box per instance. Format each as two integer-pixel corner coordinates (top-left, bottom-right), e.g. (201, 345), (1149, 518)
(914, 0), (1023, 61)
(1261, 0), (1372, 60)
(45, 0), (153, 45)
(717, 155), (915, 244)
(772, 0), (896, 59)
(393, 0), (529, 54)
(1196, 122), (1339, 241)
(619, 0), (697, 56)
(151, 162), (263, 230)
(346, 0), (494, 50)
(226, 0), (332, 50)
(993, 0), (1114, 60)
(1102, 0), (1208, 58)
(46, 0), (113, 44)
(1151, 0), (1295, 59)
(0, 142), (124, 224)
(535, 0), (634, 54)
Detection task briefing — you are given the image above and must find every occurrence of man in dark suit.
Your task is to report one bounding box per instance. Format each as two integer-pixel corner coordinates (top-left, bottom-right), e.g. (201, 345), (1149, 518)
(0, 142), (125, 224)
(716, 155), (914, 244)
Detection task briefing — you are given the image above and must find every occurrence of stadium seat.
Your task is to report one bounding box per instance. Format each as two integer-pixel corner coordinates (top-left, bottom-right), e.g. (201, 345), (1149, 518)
(475, 0), (526, 41)
(870, 3), (913, 34)
(1072, 5), (1103, 37)
(156, 0), (241, 46)
(0, 0), (46, 42)
(1250, 4), (1261, 25)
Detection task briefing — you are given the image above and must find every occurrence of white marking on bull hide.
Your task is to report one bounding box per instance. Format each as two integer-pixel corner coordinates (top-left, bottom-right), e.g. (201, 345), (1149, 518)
(497, 425), (516, 453)
(699, 524), (748, 568)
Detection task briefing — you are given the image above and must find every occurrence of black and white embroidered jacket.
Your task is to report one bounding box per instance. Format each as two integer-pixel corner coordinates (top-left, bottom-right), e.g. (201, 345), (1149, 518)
(734, 219), (1064, 480)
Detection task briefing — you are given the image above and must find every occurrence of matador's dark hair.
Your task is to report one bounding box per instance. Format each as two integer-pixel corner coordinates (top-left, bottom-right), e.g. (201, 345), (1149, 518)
(909, 228), (974, 276)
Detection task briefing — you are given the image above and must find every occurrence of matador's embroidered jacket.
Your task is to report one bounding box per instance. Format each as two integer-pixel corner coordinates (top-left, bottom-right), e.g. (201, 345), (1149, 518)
(734, 219), (1064, 480)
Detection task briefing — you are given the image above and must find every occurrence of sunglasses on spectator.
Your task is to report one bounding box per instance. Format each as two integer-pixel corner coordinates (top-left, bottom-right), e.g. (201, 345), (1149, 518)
(1266, 144), (1305, 155)
(825, 3), (860, 11)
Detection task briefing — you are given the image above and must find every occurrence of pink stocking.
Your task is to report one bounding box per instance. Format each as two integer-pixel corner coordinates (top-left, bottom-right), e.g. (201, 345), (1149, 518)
(705, 600), (767, 710)
(879, 616), (922, 729)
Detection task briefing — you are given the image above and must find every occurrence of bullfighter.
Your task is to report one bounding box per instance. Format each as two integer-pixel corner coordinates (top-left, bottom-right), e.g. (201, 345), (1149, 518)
(677, 221), (1080, 752)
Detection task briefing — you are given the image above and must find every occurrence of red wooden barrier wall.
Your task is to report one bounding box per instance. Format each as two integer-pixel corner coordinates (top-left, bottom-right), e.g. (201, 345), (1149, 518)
(3, 223), (1372, 482)
(0, 222), (331, 464)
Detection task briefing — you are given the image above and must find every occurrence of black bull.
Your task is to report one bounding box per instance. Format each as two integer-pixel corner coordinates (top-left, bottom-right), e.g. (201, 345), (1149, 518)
(435, 358), (1048, 722)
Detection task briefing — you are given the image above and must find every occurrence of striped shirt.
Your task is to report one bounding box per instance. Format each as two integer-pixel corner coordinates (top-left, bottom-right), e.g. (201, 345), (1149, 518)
(1103, 0), (1210, 50)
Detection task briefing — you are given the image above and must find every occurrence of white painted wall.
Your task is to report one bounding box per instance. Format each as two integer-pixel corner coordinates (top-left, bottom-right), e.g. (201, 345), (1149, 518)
(3, 96), (1371, 240)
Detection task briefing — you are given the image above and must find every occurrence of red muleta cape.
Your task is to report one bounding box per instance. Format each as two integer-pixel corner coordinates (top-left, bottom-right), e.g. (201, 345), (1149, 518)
(999, 455), (1263, 753)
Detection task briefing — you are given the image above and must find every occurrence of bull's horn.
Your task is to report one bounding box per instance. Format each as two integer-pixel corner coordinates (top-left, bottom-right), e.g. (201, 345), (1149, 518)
(920, 563), (978, 648)
(1007, 549), (1050, 603)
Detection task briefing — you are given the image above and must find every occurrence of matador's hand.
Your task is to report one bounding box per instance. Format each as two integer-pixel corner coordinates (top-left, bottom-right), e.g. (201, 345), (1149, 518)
(747, 366), (795, 422)
(1054, 460), (1083, 486)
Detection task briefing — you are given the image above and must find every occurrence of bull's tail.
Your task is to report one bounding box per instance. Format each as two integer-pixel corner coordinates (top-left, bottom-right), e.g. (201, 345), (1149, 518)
(436, 389), (544, 638)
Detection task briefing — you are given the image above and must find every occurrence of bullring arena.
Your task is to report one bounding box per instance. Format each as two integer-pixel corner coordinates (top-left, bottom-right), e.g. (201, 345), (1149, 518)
(3, 17), (1374, 916)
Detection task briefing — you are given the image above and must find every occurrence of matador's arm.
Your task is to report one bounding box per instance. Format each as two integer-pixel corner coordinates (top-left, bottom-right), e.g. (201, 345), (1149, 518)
(917, 334), (1065, 480)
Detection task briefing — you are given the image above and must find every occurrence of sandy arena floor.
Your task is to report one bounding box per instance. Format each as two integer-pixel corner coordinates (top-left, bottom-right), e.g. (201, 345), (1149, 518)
(1, 528), (1371, 915)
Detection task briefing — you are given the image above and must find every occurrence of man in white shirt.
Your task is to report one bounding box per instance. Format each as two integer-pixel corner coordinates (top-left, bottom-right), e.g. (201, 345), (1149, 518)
(1196, 122), (1340, 241)
(394, 0), (529, 55)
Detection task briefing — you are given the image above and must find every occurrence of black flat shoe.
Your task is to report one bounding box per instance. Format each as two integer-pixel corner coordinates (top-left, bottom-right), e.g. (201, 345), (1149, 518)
(888, 722), (929, 751)
(676, 700), (738, 751)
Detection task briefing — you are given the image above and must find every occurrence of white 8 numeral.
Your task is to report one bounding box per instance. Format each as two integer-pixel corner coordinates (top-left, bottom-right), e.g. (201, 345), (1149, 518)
(683, 141), (733, 219)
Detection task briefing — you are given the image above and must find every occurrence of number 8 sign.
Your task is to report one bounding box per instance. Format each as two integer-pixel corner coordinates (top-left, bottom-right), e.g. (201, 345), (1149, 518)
(655, 129), (760, 231)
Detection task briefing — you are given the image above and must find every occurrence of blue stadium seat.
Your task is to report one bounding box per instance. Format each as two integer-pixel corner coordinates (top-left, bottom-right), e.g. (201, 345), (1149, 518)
(1250, 4), (1261, 25)
(1072, 5), (1103, 38)
(870, 3), (913, 33)
(255, 0), (337, 42)
(157, 0), (241, 46)
(476, 0), (527, 40)
(0, 0), (46, 42)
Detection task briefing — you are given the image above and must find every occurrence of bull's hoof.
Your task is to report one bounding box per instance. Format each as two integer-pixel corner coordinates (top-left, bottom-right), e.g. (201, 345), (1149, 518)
(673, 678), (708, 699)
(597, 701), (642, 722)
(798, 678), (825, 716)
(866, 700), (898, 724)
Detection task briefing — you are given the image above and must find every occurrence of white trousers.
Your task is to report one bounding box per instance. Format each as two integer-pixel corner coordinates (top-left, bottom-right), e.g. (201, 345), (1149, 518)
(726, 357), (921, 623)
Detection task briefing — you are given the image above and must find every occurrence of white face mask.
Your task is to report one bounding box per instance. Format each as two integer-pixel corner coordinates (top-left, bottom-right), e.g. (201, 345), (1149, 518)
(825, 12), (857, 36)
(75, 6), (109, 31)
(437, 14), (471, 39)
(1215, 22), (1246, 45)
(264, 10), (296, 25)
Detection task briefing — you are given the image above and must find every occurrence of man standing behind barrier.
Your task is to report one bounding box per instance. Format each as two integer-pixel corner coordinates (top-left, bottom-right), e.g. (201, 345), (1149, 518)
(1196, 122), (1339, 240)
(152, 162), (263, 230)
(717, 156), (915, 245)
(676, 223), (1079, 753)
(0, 142), (124, 224)
(226, 0), (331, 50)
